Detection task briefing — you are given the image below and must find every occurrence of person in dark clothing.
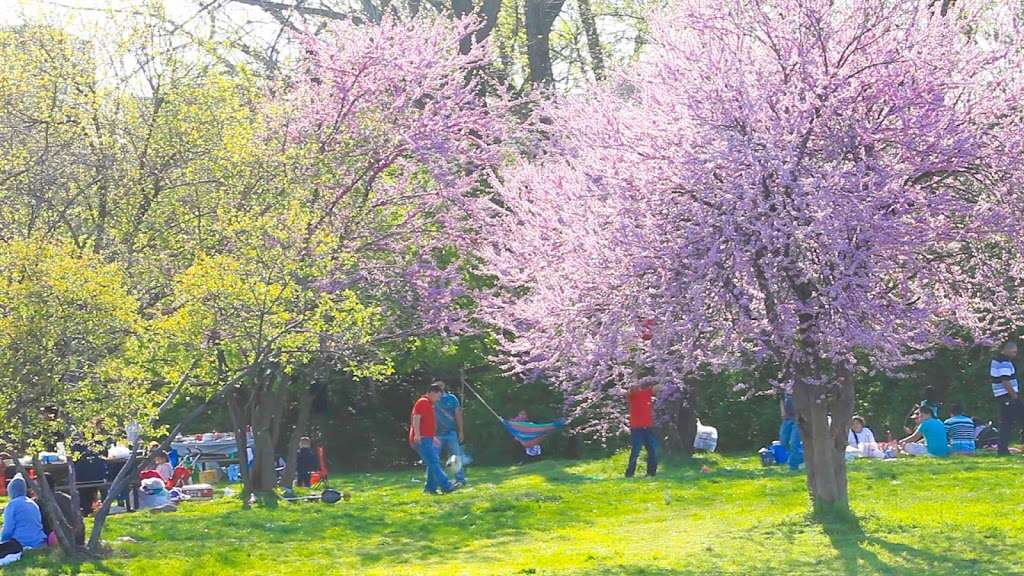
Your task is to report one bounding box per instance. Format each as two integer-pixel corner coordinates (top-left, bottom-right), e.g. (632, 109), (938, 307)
(991, 340), (1023, 455)
(296, 437), (318, 488)
(38, 474), (85, 546)
(71, 439), (107, 517)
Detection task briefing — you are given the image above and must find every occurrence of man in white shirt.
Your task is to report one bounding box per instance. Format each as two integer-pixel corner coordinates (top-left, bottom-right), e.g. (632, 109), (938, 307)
(991, 340), (1022, 455)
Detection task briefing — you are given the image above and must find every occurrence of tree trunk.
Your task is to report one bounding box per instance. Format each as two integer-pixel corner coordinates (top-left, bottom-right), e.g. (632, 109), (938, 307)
(250, 370), (288, 501)
(792, 371), (855, 516)
(525, 0), (566, 86)
(88, 443), (138, 552)
(452, 0), (474, 54)
(576, 0), (604, 80)
(675, 384), (698, 454)
(63, 451), (83, 527)
(476, 0), (502, 45)
(227, 385), (253, 507)
(280, 385), (315, 489)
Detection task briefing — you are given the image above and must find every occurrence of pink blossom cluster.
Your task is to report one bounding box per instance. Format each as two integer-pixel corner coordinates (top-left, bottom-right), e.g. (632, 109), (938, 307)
(279, 16), (514, 338)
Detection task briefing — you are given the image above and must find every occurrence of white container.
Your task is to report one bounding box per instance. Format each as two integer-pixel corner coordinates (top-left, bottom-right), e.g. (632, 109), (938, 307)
(693, 420), (719, 452)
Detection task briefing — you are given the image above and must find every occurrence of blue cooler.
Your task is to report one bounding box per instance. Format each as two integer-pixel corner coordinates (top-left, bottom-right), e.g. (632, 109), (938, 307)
(771, 441), (788, 465)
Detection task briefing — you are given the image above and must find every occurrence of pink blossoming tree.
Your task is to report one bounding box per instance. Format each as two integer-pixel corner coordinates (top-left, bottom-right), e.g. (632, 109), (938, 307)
(165, 15), (514, 500)
(480, 0), (1024, 512)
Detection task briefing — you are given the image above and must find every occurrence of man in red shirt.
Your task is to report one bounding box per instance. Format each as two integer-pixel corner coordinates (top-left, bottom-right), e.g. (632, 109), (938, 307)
(409, 384), (459, 494)
(625, 382), (658, 478)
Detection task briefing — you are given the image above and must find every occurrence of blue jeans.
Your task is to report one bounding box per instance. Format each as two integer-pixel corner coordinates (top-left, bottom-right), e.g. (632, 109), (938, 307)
(625, 428), (657, 477)
(780, 419), (803, 470)
(436, 431), (466, 483)
(414, 438), (452, 494)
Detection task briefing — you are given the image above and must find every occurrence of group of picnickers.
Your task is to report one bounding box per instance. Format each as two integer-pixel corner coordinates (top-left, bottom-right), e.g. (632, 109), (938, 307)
(775, 339), (1021, 466)
(407, 339), (1024, 494)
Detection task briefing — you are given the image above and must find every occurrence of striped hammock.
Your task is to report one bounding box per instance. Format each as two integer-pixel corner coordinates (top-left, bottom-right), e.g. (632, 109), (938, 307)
(501, 418), (566, 448)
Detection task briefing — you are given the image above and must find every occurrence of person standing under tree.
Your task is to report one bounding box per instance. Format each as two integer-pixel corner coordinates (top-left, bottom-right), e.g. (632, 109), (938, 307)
(409, 384), (460, 494)
(779, 387), (803, 471)
(434, 380), (467, 485)
(625, 381), (658, 478)
(296, 437), (318, 488)
(991, 339), (1022, 455)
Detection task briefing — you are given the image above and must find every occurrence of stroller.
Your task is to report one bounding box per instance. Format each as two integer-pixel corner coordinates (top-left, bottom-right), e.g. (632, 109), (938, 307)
(167, 451), (201, 489)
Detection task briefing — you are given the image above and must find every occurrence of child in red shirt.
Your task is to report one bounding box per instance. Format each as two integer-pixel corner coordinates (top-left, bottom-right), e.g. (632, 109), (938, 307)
(625, 383), (658, 477)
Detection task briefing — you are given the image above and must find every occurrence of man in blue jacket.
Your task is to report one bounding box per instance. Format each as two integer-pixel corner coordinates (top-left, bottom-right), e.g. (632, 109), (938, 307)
(0, 474), (47, 565)
(434, 381), (467, 485)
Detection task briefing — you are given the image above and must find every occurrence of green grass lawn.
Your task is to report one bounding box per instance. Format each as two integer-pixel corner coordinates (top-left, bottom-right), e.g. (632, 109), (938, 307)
(4, 452), (1024, 575)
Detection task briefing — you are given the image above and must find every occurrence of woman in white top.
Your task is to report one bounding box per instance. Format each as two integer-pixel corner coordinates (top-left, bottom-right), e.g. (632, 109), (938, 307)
(847, 416), (883, 458)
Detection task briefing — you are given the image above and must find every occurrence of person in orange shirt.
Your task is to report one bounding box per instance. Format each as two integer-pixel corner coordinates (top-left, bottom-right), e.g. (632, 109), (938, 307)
(409, 384), (460, 494)
(625, 382), (659, 478)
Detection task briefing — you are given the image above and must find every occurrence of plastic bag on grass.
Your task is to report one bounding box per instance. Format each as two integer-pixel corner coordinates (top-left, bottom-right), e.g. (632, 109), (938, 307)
(693, 420), (718, 452)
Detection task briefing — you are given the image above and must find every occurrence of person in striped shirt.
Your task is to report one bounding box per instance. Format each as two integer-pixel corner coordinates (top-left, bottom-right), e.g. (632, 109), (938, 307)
(943, 404), (976, 455)
(991, 340), (1022, 455)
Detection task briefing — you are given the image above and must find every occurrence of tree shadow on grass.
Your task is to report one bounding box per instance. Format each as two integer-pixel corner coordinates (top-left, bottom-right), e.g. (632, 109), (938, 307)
(345, 488), (593, 566)
(560, 565), (700, 576)
(820, 512), (892, 574)
(821, 511), (1021, 575)
(516, 454), (783, 487)
(4, 555), (125, 576)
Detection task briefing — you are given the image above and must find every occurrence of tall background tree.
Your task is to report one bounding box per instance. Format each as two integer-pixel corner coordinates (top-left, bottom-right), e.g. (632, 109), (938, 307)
(478, 0), (1024, 513)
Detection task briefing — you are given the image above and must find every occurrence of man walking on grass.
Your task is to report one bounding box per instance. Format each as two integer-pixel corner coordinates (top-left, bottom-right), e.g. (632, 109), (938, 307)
(409, 383), (461, 495)
(992, 339), (1022, 455)
(434, 380), (467, 485)
(625, 381), (658, 478)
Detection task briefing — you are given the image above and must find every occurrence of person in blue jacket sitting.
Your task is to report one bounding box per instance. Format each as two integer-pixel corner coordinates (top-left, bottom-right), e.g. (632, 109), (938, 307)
(0, 474), (47, 566)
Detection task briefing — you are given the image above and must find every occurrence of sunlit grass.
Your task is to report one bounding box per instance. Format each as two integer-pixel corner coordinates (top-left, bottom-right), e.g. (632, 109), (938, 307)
(4, 452), (1023, 575)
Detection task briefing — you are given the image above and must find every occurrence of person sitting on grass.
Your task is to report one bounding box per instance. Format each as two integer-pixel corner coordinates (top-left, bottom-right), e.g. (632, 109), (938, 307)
(296, 436), (318, 488)
(899, 406), (949, 457)
(944, 404), (976, 455)
(973, 418), (1000, 450)
(847, 416), (883, 458)
(0, 474), (47, 566)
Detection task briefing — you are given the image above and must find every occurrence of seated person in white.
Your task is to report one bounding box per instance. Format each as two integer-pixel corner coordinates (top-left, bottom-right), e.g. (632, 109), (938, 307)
(847, 416), (883, 458)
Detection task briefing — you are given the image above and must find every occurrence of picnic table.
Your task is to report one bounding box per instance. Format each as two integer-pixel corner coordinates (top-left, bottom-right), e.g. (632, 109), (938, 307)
(3, 457), (140, 511)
